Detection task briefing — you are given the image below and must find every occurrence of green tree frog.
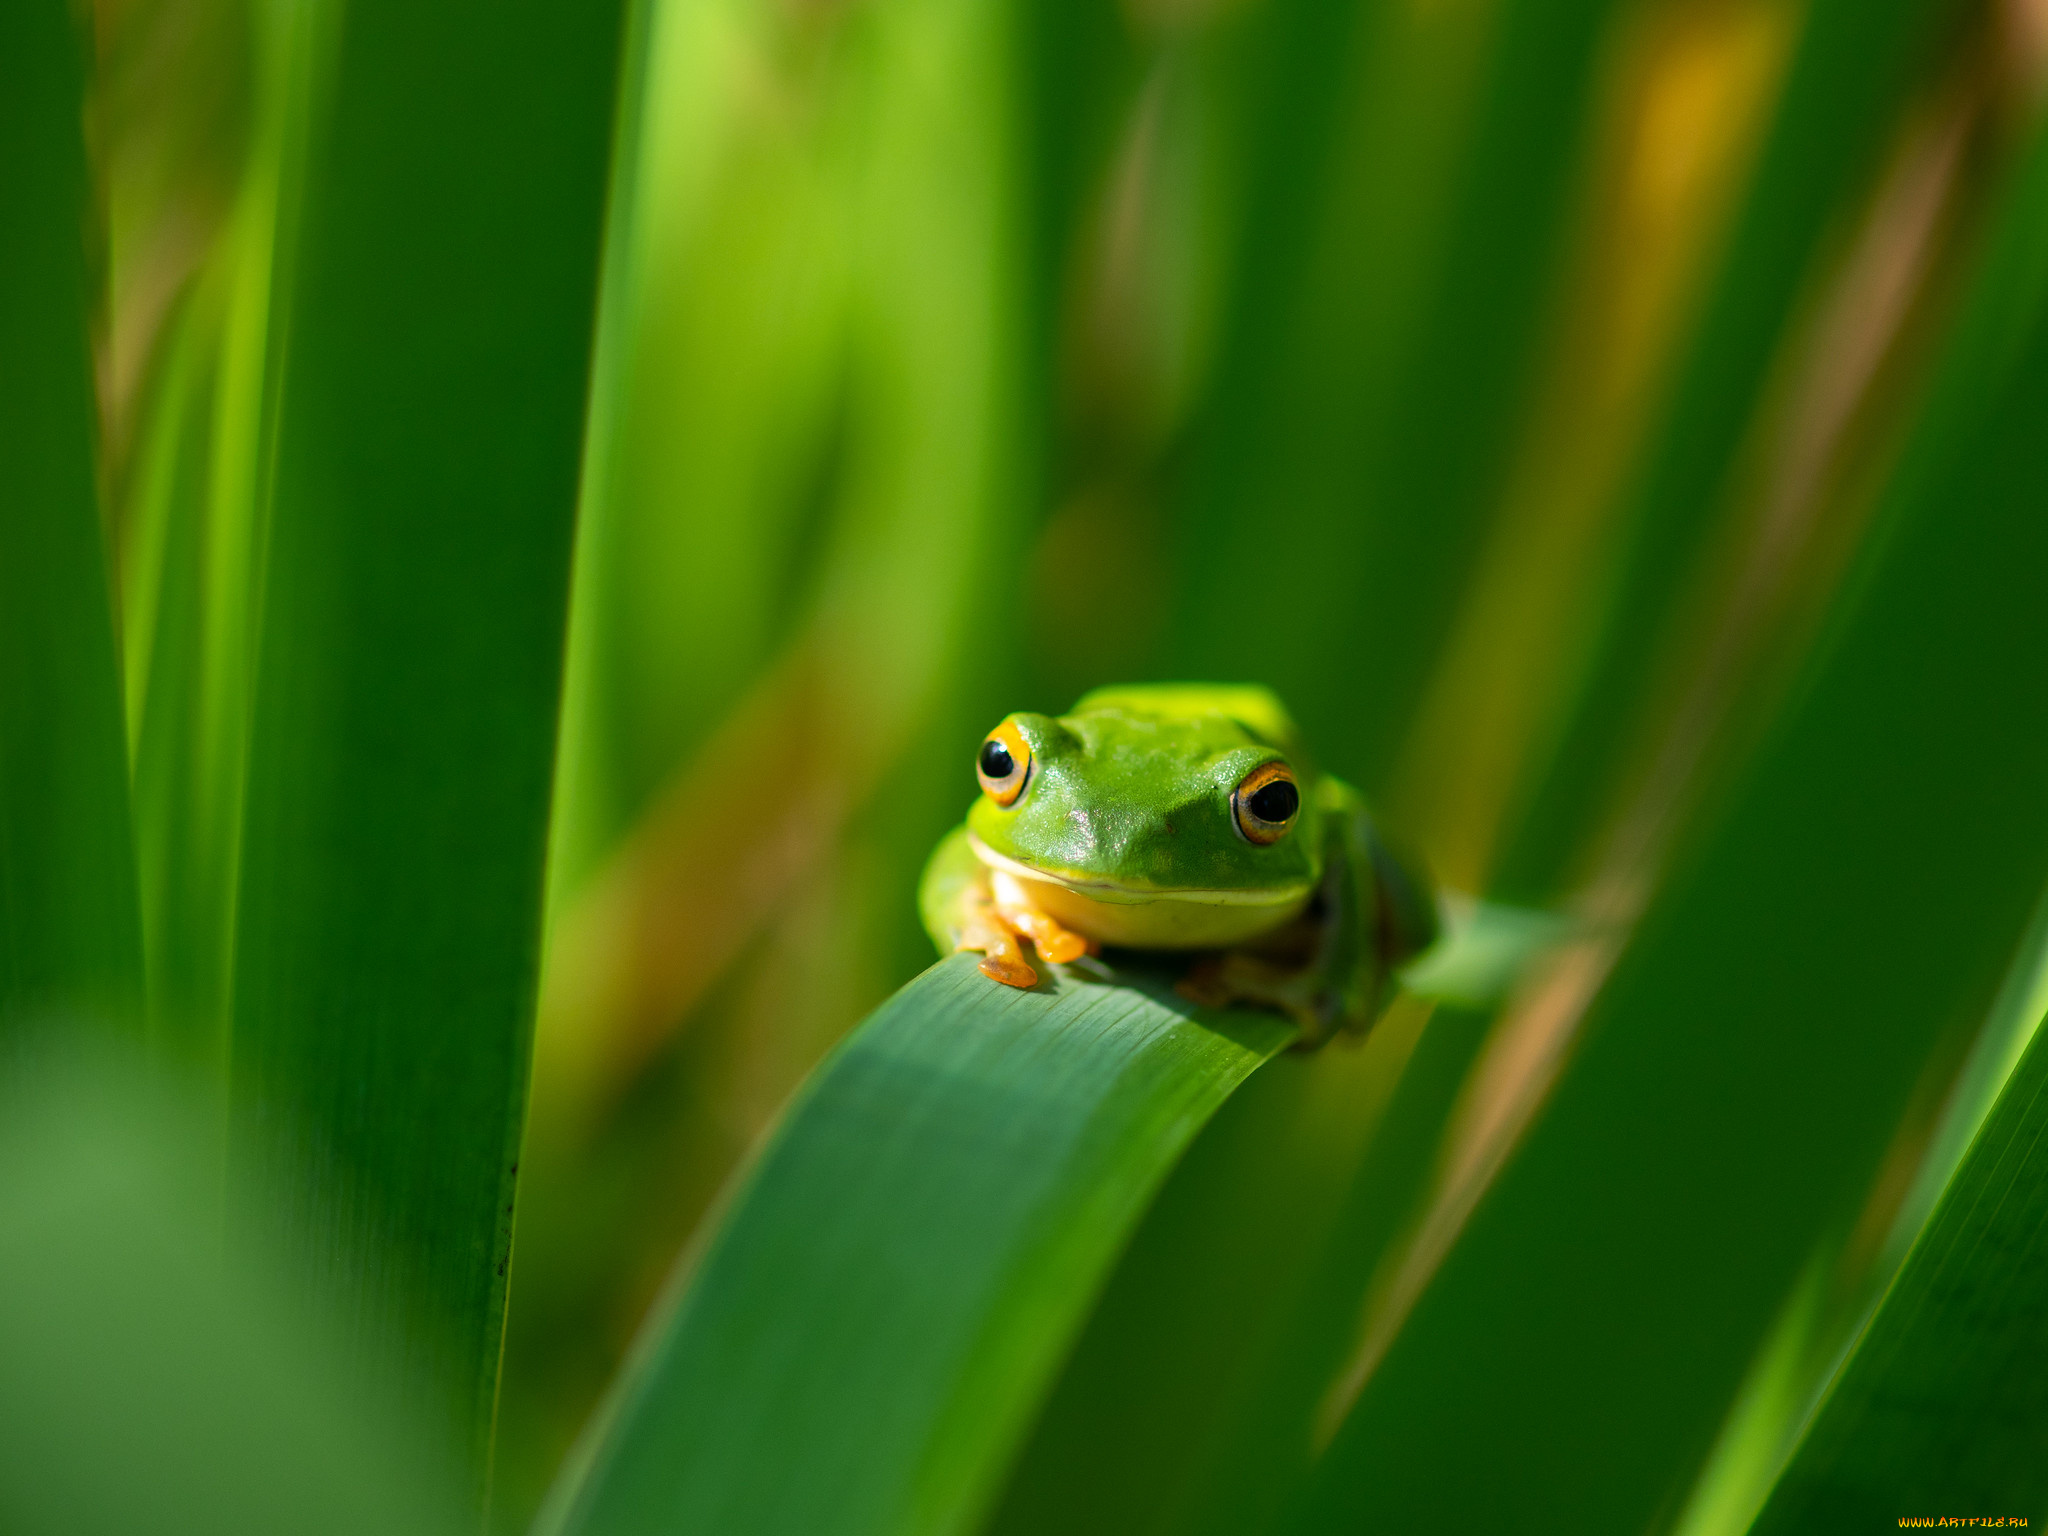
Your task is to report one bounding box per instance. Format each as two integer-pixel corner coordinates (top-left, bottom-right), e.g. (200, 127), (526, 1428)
(918, 683), (1438, 1045)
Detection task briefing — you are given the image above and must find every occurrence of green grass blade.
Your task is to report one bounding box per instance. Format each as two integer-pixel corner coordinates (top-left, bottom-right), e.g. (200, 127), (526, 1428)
(1495, 0), (1959, 900)
(1668, 880), (2048, 1536)
(0, 1), (145, 1031)
(123, 0), (317, 1066)
(226, 0), (625, 1485)
(1008, 0), (1141, 488)
(1749, 990), (2048, 1527)
(1291, 107), (2048, 1535)
(125, 288), (240, 1064)
(540, 954), (1290, 1536)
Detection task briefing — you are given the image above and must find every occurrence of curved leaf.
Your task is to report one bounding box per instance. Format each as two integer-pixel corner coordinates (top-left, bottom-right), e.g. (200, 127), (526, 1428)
(541, 953), (1290, 1536)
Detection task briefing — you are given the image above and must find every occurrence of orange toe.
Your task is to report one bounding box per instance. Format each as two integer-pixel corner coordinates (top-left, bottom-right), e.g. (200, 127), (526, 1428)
(979, 953), (1039, 988)
(1035, 930), (1087, 964)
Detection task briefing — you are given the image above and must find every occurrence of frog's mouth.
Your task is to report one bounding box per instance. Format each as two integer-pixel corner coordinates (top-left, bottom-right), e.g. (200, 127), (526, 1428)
(967, 834), (1312, 910)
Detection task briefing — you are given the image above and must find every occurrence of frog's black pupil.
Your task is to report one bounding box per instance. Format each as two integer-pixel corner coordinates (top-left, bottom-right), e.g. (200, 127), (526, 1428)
(1248, 780), (1298, 824)
(980, 739), (1015, 779)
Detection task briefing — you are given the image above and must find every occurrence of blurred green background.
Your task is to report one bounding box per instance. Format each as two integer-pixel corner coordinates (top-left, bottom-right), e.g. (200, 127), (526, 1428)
(12, 0), (2048, 1527)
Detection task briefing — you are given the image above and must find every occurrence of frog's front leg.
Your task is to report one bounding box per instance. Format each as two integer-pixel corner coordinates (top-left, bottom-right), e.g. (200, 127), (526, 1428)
(918, 824), (1066, 988)
(958, 878), (1040, 988)
(987, 869), (1095, 965)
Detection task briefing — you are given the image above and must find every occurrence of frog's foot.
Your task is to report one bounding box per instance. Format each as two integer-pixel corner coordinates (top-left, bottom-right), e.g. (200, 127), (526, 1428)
(1177, 953), (1342, 1046)
(989, 869), (1095, 964)
(972, 924), (1039, 988)
(950, 909), (1032, 991)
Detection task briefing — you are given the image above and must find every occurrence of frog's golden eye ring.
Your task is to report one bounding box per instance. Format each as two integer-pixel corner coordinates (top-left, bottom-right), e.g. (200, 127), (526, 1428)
(977, 720), (1033, 806)
(1232, 761), (1299, 845)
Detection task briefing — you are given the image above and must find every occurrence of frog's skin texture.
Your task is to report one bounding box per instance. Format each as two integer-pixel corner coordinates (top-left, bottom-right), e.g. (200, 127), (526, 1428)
(918, 683), (1438, 1046)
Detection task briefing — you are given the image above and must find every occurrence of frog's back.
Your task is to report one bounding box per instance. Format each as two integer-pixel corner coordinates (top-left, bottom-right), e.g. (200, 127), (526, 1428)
(1068, 683), (1305, 764)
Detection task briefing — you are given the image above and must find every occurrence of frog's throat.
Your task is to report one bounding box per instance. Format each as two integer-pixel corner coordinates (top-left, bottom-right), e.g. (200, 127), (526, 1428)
(966, 834), (1312, 909)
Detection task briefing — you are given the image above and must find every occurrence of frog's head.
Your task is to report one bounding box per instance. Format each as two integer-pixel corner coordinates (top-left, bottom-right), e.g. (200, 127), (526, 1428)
(964, 693), (1322, 906)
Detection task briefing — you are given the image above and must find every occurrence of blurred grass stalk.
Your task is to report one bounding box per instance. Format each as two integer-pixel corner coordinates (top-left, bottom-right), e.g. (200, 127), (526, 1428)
(0, 0), (144, 1035)
(121, 0), (312, 1066)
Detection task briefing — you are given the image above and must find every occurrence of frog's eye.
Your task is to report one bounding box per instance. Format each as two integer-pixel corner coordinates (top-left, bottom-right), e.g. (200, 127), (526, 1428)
(1232, 761), (1299, 845)
(977, 720), (1033, 806)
